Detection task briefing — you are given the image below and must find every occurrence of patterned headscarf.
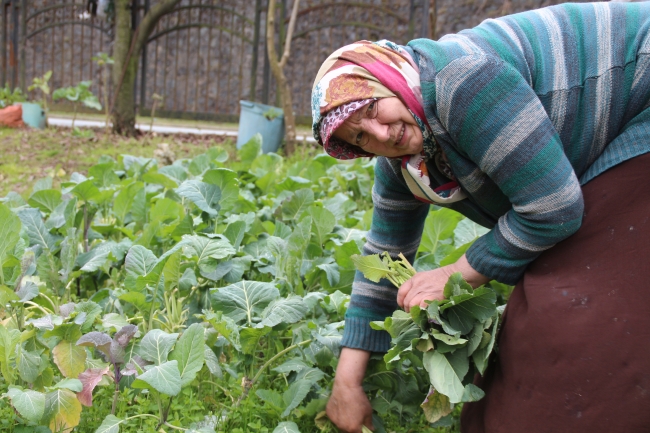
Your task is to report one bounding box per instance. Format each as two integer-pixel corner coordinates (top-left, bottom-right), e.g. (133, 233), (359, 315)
(311, 40), (433, 160)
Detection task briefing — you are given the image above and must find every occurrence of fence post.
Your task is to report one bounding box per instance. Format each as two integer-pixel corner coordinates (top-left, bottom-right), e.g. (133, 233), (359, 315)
(10, 0), (17, 88)
(250, 0), (262, 101)
(140, 0), (150, 113)
(19, 0), (25, 91)
(1, 1), (5, 87)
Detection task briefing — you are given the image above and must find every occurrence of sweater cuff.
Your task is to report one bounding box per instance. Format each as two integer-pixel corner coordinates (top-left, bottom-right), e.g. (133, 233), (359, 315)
(341, 316), (391, 353)
(465, 234), (529, 285)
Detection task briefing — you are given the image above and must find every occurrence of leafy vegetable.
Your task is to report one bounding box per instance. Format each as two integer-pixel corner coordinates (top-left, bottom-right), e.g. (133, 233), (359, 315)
(353, 252), (503, 423)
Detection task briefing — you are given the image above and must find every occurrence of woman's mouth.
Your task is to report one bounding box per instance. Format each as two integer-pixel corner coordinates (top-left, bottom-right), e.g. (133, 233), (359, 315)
(395, 124), (406, 147)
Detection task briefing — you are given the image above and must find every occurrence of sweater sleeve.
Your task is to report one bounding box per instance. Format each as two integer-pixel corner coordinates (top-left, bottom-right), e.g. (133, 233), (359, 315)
(436, 54), (584, 284)
(341, 157), (430, 353)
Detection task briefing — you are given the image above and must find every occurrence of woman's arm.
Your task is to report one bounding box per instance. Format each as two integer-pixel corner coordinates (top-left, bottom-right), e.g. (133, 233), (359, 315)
(433, 54), (584, 285)
(326, 348), (373, 433)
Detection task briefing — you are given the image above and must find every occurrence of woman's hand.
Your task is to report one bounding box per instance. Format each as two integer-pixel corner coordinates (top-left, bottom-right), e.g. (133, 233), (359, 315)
(327, 348), (373, 433)
(397, 254), (490, 312)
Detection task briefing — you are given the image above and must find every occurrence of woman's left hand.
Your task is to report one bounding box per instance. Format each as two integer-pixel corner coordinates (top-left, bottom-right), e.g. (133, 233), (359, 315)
(397, 254), (490, 312)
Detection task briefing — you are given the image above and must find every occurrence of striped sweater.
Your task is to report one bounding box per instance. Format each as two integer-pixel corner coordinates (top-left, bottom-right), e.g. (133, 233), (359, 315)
(343, 2), (650, 352)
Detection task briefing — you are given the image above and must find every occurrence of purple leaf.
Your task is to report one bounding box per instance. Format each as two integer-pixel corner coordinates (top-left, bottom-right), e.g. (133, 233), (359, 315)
(76, 332), (112, 358)
(113, 324), (138, 348)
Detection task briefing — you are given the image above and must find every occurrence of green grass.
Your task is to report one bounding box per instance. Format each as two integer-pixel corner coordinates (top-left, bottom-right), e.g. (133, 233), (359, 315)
(0, 126), (324, 197)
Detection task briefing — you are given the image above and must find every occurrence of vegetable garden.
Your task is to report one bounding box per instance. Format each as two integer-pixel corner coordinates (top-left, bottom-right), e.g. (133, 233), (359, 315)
(0, 131), (510, 433)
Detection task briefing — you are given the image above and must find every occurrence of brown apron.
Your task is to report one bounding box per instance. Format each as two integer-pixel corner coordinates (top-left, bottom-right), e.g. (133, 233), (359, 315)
(461, 153), (650, 433)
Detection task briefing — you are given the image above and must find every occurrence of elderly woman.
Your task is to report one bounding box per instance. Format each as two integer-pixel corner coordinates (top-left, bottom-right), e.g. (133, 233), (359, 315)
(311, 2), (650, 433)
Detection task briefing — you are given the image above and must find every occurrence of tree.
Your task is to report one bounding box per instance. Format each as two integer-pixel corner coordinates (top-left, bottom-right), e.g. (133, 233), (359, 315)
(112, 0), (181, 135)
(267, 0), (300, 155)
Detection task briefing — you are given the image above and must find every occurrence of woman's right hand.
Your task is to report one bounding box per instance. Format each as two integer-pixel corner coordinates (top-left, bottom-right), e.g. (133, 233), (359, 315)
(326, 347), (373, 432)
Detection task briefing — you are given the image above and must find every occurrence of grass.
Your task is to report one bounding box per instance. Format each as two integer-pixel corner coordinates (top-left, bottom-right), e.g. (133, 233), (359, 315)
(0, 126), (324, 198)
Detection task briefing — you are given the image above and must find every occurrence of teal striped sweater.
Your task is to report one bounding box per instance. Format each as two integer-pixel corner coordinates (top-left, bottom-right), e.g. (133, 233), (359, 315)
(343, 2), (650, 352)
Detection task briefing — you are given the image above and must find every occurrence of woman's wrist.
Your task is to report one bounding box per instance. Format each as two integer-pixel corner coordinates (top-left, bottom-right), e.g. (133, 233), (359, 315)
(448, 254), (490, 288)
(334, 347), (371, 387)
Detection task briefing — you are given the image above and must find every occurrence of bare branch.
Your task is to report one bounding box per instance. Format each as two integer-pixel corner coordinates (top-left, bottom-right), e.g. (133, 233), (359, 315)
(279, 0), (301, 69)
(133, 0), (182, 58)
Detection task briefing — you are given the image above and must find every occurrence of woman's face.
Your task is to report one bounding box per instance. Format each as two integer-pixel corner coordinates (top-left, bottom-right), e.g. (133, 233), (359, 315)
(332, 97), (424, 158)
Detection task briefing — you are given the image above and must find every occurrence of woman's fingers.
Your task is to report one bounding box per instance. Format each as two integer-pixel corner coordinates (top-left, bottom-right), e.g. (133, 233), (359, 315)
(396, 278), (413, 307)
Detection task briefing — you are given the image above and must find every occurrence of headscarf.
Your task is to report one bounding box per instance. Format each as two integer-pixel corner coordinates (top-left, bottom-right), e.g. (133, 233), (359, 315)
(311, 40), (434, 160)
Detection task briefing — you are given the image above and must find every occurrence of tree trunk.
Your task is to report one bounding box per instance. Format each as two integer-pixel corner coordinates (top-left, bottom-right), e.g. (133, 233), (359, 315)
(112, 0), (137, 135)
(111, 0), (182, 136)
(267, 0), (300, 156)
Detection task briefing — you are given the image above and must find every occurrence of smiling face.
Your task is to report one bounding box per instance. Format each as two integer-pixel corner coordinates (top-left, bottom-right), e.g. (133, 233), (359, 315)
(332, 97), (424, 158)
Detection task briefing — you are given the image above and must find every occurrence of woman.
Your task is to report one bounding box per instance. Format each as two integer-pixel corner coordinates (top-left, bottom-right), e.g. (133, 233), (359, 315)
(311, 3), (650, 433)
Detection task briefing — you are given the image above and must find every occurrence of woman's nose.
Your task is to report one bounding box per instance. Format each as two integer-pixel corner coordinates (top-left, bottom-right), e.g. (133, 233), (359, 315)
(366, 119), (391, 142)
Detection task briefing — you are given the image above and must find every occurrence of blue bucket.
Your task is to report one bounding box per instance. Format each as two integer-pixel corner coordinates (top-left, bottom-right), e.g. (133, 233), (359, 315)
(18, 102), (46, 129)
(237, 101), (284, 153)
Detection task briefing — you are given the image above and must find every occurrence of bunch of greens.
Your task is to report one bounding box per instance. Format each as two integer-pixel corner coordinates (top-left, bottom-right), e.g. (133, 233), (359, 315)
(352, 252), (503, 424)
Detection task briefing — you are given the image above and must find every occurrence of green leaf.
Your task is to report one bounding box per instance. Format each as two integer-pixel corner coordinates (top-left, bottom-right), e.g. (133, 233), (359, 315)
(183, 235), (236, 274)
(124, 245), (157, 288)
(273, 422), (300, 433)
(142, 171), (178, 189)
(350, 254), (390, 283)
(113, 182), (144, 223)
(150, 198), (184, 223)
(442, 272), (474, 298)
(461, 383), (485, 402)
(211, 280), (279, 325)
(203, 345), (222, 378)
(0, 324), (21, 384)
(281, 189), (314, 220)
(138, 329), (179, 365)
(18, 348), (44, 383)
(118, 291), (148, 311)
(422, 350), (465, 404)
(0, 203), (21, 269)
(71, 179), (100, 202)
(28, 189), (62, 213)
(256, 389), (284, 410)
(202, 168), (239, 212)
(52, 340), (87, 378)
(132, 360), (182, 396)
(454, 218), (489, 247)
(17, 208), (58, 251)
(6, 387), (46, 424)
(169, 323), (205, 387)
(282, 379), (312, 417)
(237, 134), (262, 170)
(43, 389), (82, 432)
(309, 206), (335, 246)
(176, 180), (221, 217)
(258, 296), (308, 328)
(440, 287), (497, 334)
(94, 414), (124, 433)
(472, 314), (499, 375)
(419, 208), (463, 254)
(53, 378), (83, 392)
(240, 326), (271, 355)
(223, 221), (246, 250)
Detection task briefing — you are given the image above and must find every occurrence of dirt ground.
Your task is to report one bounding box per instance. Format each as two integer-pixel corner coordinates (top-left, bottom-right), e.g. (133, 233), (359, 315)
(0, 126), (239, 197)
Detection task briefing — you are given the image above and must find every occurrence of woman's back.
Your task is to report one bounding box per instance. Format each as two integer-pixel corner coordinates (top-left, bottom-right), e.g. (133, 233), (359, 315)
(409, 1), (650, 181)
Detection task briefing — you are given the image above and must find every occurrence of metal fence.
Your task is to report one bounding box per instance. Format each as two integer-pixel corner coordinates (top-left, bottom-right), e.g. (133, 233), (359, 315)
(1, 0), (579, 121)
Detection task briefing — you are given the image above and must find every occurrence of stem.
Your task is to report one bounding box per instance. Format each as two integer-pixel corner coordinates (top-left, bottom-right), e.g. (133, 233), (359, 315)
(23, 302), (52, 316)
(124, 413), (160, 422)
(72, 103), (77, 129)
(251, 339), (312, 386)
(111, 381), (119, 415)
(163, 423), (187, 431)
(37, 292), (57, 312)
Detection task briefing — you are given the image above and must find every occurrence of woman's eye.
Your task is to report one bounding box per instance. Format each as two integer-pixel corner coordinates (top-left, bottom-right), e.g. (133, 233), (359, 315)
(367, 102), (375, 113)
(367, 101), (377, 118)
(355, 132), (364, 145)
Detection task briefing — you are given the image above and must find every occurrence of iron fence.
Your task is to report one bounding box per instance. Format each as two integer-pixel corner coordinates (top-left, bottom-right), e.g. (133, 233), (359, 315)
(1, 0), (582, 121)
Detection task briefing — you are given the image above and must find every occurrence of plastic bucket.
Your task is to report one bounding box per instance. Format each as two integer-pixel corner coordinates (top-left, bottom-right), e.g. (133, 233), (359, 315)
(237, 100), (284, 153)
(18, 102), (46, 129)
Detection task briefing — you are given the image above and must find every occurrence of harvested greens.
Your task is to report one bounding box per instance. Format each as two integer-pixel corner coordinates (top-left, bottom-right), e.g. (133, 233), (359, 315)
(352, 252), (504, 423)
